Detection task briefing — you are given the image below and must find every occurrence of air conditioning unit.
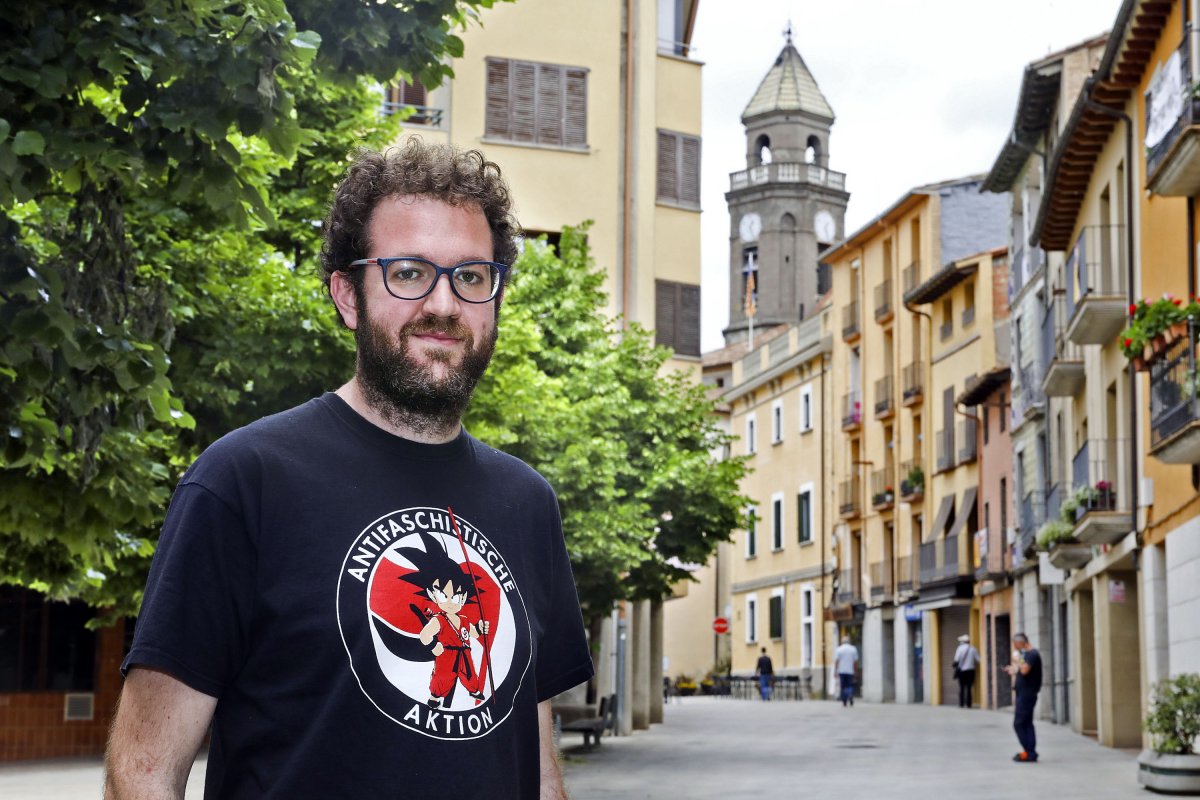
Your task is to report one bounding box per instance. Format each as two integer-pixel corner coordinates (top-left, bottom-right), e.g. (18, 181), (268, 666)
(64, 693), (95, 722)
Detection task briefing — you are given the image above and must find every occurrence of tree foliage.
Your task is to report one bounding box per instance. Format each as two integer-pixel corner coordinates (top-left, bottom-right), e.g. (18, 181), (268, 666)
(0, 0), (502, 616)
(468, 227), (749, 622)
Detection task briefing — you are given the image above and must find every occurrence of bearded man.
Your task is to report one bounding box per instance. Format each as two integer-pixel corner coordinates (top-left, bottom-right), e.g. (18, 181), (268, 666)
(104, 140), (593, 800)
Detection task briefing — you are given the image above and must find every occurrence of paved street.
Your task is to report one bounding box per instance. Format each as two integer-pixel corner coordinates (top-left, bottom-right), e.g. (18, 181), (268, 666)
(0, 697), (1145, 798)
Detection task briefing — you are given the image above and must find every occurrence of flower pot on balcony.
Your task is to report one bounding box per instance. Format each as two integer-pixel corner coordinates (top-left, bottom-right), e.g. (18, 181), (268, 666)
(1047, 541), (1091, 570)
(1137, 751), (1200, 794)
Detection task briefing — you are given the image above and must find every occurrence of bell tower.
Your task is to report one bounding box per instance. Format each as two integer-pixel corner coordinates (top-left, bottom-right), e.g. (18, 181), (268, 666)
(724, 24), (849, 345)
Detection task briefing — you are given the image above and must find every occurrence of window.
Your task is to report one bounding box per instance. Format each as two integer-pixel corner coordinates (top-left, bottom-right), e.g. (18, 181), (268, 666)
(0, 587), (96, 692)
(746, 595), (758, 643)
(656, 129), (701, 207)
(1000, 477), (1008, 533)
(999, 392), (1007, 432)
(797, 485), (813, 543)
(772, 492), (784, 551)
(769, 590), (784, 639)
(799, 383), (814, 432)
(746, 414), (757, 455)
(381, 78), (440, 125)
(485, 58), (587, 149)
(654, 280), (701, 357)
(940, 298), (953, 340)
(962, 280), (976, 327)
(983, 405), (990, 445)
(746, 507), (758, 558)
(771, 400), (784, 444)
(800, 586), (815, 667)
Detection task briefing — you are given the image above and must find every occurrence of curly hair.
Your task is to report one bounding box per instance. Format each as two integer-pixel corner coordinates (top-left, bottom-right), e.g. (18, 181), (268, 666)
(319, 138), (519, 312)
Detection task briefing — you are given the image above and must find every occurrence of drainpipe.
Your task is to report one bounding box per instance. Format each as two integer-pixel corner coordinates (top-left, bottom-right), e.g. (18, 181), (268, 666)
(820, 350), (829, 699)
(1081, 87), (1139, 539)
(621, 0), (636, 326)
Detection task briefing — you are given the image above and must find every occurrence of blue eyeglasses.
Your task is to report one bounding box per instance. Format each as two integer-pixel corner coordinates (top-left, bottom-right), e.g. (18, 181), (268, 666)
(346, 256), (508, 304)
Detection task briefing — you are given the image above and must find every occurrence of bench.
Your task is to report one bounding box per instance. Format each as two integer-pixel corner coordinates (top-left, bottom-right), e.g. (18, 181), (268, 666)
(560, 693), (616, 747)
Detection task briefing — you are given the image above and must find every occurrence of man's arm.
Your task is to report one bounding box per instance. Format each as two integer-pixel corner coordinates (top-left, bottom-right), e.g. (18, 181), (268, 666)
(105, 667), (217, 800)
(538, 699), (569, 800)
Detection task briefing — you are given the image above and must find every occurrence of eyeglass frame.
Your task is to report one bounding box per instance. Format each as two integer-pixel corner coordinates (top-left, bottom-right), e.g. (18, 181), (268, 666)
(344, 256), (510, 304)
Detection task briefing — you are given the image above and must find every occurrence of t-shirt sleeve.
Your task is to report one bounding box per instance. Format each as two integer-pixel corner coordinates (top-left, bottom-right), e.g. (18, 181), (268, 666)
(534, 493), (594, 702)
(121, 480), (257, 698)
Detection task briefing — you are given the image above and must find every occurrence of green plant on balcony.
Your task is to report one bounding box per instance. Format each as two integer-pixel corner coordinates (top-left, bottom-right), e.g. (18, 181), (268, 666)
(1120, 296), (1200, 364)
(872, 487), (895, 506)
(1035, 519), (1077, 550)
(901, 465), (924, 496)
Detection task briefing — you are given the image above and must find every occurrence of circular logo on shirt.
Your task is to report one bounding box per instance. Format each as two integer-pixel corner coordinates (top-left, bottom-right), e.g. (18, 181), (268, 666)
(336, 507), (532, 740)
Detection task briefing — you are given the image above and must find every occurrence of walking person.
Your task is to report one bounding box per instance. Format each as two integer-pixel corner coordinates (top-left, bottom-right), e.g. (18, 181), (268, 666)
(834, 636), (859, 707)
(755, 647), (774, 701)
(1004, 632), (1043, 763)
(104, 140), (594, 799)
(953, 633), (980, 708)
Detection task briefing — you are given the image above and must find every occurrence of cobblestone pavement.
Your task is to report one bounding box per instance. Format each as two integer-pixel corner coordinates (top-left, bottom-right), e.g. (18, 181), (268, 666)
(0, 697), (1145, 798)
(561, 697), (1145, 800)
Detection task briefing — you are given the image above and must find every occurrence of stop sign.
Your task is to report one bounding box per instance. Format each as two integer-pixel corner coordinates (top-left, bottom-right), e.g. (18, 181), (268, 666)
(712, 616), (730, 634)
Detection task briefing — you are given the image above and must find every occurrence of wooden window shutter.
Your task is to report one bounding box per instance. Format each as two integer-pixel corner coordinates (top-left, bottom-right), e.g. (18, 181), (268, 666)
(678, 283), (700, 356)
(536, 64), (564, 146)
(511, 61), (537, 142)
(564, 68), (587, 147)
(655, 280), (677, 350)
(656, 130), (678, 202)
(485, 59), (511, 139)
(680, 135), (701, 205)
(401, 78), (426, 107)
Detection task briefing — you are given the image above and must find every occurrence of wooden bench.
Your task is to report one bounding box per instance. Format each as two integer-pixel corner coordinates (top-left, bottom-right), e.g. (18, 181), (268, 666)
(560, 693), (616, 747)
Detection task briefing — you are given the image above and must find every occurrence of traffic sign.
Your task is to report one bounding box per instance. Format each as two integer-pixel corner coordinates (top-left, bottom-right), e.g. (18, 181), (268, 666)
(712, 616), (730, 634)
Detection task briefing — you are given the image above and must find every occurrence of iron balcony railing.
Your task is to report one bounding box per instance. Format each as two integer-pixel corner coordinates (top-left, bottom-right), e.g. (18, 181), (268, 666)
(1066, 224), (1127, 315)
(380, 102), (445, 126)
(1150, 320), (1200, 449)
(939, 319), (953, 341)
(875, 279), (893, 320)
(1071, 440), (1090, 493)
(1075, 438), (1132, 517)
(730, 162), (847, 192)
(839, 478), (862, 517)
(871, 465), (895, 507)
(836, 568), (863, 604)
(962, 305), (976, 328)
(896, 555), (916, 593)
(1046, 482), (1063, 526)
(1012, 356), (1046, 420)
(936, 428), (955, 472)
(1009, 244), (1045, 301)
(1041, 290), (1083, 373)
(974, 526), (1008, 578)
(869, 560), (894, 599)
(842, 390), (863, 429)
(958, 418), (978, 464)
(1018, 490), (1045, 558)
(899, 459), (924, 499)
(902, 261), (921, 296)
(902, 361), (924, 402)
(842, 301), (860, 339)
(919, 533), (965, 584)
(1146, 36), (1200, 180)
(874, 374), (894, 417)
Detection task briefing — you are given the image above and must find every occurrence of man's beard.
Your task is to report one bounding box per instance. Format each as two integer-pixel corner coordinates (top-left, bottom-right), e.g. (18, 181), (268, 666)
(355, 307), (496, 439)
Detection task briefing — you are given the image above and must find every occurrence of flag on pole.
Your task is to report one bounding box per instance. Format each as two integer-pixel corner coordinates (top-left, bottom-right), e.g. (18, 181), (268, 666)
(744, 268), (757, 318)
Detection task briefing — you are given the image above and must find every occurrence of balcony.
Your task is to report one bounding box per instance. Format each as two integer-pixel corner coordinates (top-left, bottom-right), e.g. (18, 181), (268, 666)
(962, 305), (976, 329)
(939, 319), (953, 341)
(902, 361), (924, 406)
(839, 478), (862, 519)
(1012, 356), (1046, 423)
(1065, 226), (1127, 345)
(895, 555), (916, 595)
(973, 527), (1010, 582)
(1146, 37), (1200, 196)
(871, 465), (895, 510)
(1009, 245), (1044, 302)
(874, 374), (894, 419)
(1149, 327), (1200, 463)
(875, 279), (893, 323)
(835, 568), (863, 605)
(899, 459), (924, 501)
(936, 428), (955, 473)
(957, 418), (978, 464)
(1071, 439), (1134, 546)
(902, 261), (921, 297)
(381, 101), (445, 127)
(842, 301), (861, 342)
(730, 162), (848, 192)
(869, 560), (894, 602)
(1040, 292), (1085, 397)
(919, 533), (968, 585)
(1018, 491), (1045, 560)
(842, 390), (863, 431)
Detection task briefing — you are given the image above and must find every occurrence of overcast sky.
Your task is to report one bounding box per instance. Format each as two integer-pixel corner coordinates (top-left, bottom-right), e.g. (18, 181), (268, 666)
(692, 0), (1123, 351)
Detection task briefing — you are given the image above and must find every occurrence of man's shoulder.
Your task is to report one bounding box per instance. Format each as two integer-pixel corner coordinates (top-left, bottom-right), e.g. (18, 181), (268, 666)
(186, 397), (331, 479)
(465, 434), (556, 496)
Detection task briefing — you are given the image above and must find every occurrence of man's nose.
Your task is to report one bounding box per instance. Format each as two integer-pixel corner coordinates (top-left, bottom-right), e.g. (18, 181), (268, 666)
(421, 272), (462, 316)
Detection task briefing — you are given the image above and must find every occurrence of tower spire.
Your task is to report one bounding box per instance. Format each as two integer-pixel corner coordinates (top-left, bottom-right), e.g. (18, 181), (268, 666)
(783, 20), (793, 46)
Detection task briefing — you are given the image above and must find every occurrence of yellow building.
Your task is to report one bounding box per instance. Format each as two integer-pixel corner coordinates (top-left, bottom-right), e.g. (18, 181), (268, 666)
(822, 178), (1008, 704)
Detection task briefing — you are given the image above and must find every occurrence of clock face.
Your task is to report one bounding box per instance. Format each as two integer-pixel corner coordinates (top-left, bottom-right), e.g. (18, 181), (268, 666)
(815, 210), (836, 243)
(739, 212), (762, 243)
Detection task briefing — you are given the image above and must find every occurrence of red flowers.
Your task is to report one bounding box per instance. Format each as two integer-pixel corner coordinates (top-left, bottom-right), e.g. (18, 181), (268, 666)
(1124, 338), (1133, 348)
(1130, 303), (1138, 315)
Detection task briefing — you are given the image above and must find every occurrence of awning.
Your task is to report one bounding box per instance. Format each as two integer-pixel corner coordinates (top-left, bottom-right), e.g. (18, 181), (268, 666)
(946, 487), (979, 542)
(926, 495), (955, 543)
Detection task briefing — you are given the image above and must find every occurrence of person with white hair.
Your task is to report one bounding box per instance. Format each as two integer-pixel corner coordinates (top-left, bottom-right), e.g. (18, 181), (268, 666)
(833, 636), (859, 707)
(953, 633), (980, 708)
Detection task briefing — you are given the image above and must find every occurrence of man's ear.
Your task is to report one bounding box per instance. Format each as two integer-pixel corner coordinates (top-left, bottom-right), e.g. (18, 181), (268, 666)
(330, 270), (360, 330)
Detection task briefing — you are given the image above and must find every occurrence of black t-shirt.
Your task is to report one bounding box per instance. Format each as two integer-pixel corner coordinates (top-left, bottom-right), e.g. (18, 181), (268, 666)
(756, 655), (773, 676)
(123, 394), (593, 799)
(1015, 648), (1043, 696)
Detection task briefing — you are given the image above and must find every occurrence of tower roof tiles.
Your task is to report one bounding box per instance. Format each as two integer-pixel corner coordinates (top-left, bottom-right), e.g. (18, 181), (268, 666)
(742, 43), (834, 123)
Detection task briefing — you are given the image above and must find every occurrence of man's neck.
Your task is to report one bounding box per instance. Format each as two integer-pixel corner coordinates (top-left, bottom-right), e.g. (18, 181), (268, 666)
(335, 379), (463, 445)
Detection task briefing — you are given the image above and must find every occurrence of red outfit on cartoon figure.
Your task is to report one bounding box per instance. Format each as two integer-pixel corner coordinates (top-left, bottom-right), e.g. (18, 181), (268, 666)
(428, 610), (483, 700)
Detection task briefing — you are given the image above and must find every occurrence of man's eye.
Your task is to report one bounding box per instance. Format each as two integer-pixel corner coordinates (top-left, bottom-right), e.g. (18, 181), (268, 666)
(455, 268), (485, 286)
(394, 267), (425, 283)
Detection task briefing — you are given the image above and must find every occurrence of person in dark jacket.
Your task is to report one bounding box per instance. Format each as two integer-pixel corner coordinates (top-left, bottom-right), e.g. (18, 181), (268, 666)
(1004, 633), (1043, 762)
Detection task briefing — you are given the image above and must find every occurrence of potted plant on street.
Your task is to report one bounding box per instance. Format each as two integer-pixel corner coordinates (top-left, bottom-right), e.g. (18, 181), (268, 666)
(1138, 673), (1200, 794)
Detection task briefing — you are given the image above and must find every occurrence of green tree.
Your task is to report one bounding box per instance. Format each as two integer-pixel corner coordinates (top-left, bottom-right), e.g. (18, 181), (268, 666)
(468, 226), (748, 624)
(0, 0), (502, 615)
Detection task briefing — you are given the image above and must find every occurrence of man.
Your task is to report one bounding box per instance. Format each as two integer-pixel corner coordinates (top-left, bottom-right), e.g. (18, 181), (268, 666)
(834, 636), (859, 707)
(104, 140), (594, 799)
(953, 633), (980, 708)
(1004, 632), (1042, 763)
(754, 647), (774, 701)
